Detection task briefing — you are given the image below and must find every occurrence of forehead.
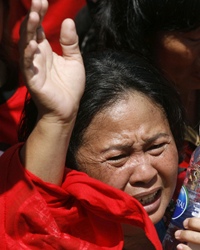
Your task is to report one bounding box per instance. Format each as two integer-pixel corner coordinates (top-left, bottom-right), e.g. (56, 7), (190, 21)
(82, 92), (168, 142)
(102, 91), (165, 119)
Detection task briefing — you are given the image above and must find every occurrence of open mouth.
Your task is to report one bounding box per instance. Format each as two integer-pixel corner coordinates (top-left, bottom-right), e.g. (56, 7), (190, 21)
(135, 189), (161, 206)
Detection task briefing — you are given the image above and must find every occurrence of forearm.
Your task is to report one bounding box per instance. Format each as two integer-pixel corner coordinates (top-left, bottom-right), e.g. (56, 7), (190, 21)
(19, 0), (84, 187)
(20, 117), (76, 186)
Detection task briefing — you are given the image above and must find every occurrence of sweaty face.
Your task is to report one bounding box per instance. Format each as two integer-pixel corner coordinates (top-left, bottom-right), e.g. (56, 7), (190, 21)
(154, 28), (200, 92)
(76, 92), (178, 224)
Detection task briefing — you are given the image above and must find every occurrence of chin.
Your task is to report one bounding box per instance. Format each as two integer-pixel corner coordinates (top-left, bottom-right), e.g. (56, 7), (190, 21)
(148, 209), (164, 225)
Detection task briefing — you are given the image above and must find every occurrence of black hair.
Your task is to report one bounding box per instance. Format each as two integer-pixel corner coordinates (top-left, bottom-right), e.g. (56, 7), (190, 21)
(0, 0), (11, 62)
(66, 50), (186, 169)
(85, 0), (200, 56)
(18, 50), (186, 169)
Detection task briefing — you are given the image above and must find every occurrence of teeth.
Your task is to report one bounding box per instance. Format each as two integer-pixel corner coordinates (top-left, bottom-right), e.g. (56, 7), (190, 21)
(136, 191), (158, 205)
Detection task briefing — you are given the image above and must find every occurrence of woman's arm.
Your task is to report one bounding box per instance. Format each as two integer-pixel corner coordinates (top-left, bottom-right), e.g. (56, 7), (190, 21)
(19, 0), (85, 186)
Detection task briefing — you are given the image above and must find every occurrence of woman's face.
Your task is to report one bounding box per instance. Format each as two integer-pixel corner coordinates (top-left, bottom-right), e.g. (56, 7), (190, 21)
(76, 92), (178, 224)
(154, 27), (200, 92)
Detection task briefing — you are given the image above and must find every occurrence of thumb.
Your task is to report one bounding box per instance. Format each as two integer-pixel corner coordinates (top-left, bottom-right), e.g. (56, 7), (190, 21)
(60, 18), (82, 60)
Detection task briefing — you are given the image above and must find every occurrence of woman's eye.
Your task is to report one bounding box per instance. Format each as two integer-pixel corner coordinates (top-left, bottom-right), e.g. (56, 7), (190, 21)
(150, 143), (165, 149)
(148, 143), (166, 154)
(108, 154), (127, 161)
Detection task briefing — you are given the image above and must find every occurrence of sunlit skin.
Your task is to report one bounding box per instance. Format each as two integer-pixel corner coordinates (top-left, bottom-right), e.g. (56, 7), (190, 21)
(76, 92), (179, 225)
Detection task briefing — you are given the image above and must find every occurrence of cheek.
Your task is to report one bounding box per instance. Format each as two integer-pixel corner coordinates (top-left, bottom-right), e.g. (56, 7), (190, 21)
(97, 165), (128, 190)
(159, 147), (178, 191)
(104, 169), (130, 191)
(86, 163), (129, 191)
(76, 150), (130, 190)
(155, 36), (194, 71)
(76, 156), (119, 186)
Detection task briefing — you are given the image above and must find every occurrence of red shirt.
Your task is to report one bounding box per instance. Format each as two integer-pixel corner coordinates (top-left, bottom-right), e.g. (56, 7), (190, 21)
(0, 143), (162, 250)
(0, 74), (27, 154)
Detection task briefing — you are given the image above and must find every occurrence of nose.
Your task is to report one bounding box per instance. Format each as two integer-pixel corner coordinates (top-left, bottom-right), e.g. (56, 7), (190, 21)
(128, 154), (157, 187)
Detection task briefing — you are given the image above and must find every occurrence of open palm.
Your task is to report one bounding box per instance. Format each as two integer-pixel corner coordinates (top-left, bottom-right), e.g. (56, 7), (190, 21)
(20, 0), (85, 124)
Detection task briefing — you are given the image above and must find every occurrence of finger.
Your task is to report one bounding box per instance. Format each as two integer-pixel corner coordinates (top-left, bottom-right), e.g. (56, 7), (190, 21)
(30, 0), (48, 24)
(20, 40), (39, 83)
(40, 0), (49, 22)
(175, 229), (200, 245)
(60, 18), (82, 61)
(19, 0), (47, 45)
(19, 11), (40, 57)
(19, 0), (41, 38)
(36, 0), (48, 42)
(27, 11), (41, 42)
(36, 25), (46, 43)
(176, 243), (192, 250)
(19, 6), (41, 47)
(183, 217), (200, 231)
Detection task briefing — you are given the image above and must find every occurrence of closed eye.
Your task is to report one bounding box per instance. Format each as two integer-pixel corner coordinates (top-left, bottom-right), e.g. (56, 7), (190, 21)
(147, 143), (167, 156)
(149, 143), (166, 150)
(108, 154), (127, 161)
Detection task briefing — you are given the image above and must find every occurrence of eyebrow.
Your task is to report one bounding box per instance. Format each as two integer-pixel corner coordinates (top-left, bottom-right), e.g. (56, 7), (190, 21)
(102, 133), (170, 153)
(144, 133), (170, 144)
(102, 144), (133, 153)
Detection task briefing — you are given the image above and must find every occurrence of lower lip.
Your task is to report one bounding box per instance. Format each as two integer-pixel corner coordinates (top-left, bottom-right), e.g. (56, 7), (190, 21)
(142, 190), (161, 215)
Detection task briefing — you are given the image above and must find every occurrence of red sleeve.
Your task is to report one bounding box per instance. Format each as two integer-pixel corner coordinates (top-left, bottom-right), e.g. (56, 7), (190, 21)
(0, 80), (27, 148)
(0, 143), (162, 250)
(27, 161), (163, 249)
(0, 144), (103, 250)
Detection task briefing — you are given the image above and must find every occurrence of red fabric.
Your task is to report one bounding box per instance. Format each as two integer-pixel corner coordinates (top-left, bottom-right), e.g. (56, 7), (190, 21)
(9, 0), (86, 59)
(179, 141), (194, 169)
(0, 143), (162, 250)
(172, 141), (194, 202)
(0, 75), (27, 149)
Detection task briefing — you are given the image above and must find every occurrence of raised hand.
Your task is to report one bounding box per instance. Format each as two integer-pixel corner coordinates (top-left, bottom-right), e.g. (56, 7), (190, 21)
(175, 217), (200, 250)
(19, 0), (85, 124)
(19, 0), (85, 185)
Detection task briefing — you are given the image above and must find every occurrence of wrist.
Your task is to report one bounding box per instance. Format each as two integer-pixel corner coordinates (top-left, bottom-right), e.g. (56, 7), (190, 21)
(36, 117), (76, 143)
(37, 112), (77, 133)
(20, 115), (75, 186)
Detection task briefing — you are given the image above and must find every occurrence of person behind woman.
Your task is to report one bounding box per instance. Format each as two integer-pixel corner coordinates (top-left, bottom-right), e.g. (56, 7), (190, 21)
(76, 0), (200, 167)
(15, 1), (200, 249)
